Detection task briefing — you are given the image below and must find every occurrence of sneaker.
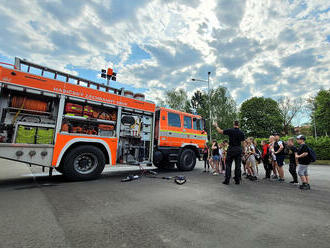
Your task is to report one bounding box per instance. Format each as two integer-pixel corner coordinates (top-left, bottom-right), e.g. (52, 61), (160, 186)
(242, 172), (247, 176)
(299, 183), (308, 190)
(278, 178), (285, 182)
(251, 176), (258, 181)
(233, 177), (240, 184)
(306, 184), (311, 190)
(290, 181), (299, 184)
(203, 170), (207, 173)
(272, 175), (278, 179)
(213, 172), (219, 176)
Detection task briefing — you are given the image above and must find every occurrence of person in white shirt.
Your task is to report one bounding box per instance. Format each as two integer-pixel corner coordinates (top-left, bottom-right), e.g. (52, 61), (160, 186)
(246, 137), (258, 180)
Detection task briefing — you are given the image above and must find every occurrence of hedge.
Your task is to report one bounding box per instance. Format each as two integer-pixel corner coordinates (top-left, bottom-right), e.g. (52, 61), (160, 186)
(254, 136), (330, 160)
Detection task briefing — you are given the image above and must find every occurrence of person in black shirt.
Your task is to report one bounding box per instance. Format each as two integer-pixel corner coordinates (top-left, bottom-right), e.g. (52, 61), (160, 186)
(202, 144), (210, 172)
(261, 140), (272, 179)
(287, 138), (298, 184)
(213, 120), (245, 185)
(296, 135), (311, 190)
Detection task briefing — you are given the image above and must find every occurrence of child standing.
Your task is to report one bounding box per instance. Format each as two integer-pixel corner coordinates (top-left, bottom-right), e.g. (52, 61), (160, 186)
(245, 137), (257, 180)
(287, 137), (298, 184)
(218, 143), (224, 174)
(202, 144), (210, 172)
(222, 140), (228, 174)
(269, 135), (278, 179)
(261, 140), (272, 179)
(296, 135), (311, 190)
(211, 140), (220, 175)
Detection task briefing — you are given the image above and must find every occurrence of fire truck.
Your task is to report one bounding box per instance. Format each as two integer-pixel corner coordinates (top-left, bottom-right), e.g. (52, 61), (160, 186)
(0, 58), (207, 180)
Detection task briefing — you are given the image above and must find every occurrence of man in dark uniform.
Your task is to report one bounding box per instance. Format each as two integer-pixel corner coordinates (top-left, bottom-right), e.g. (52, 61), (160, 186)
(213, 120), (245, 185)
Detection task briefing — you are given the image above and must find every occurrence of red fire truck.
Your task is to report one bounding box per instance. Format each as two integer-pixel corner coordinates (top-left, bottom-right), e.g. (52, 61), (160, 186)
(0, 58), (207, 180)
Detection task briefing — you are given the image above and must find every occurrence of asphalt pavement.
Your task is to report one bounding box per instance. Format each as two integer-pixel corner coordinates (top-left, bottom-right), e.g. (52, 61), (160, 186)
(0, 159), (330, 248)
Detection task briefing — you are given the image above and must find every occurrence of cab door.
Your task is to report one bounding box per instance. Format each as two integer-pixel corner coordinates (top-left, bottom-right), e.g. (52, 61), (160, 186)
(192, 117), (207, 148)
(159, 110), (183, 147)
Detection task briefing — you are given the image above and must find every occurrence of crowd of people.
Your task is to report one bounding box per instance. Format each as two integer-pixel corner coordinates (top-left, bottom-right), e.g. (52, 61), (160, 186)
(202, 121), (313, 190)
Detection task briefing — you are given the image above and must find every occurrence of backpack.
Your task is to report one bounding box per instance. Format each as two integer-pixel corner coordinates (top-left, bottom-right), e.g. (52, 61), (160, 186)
(254, 146), (262, 162)
(308, 147), (316, 163)
(283, 142), (289, 155)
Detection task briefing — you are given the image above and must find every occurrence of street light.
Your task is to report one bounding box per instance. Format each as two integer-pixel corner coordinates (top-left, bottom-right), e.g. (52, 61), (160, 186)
(192, 72), (212, 143)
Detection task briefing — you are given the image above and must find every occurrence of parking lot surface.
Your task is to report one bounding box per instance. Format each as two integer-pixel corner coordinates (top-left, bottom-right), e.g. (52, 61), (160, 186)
(0, 159), (330, 248)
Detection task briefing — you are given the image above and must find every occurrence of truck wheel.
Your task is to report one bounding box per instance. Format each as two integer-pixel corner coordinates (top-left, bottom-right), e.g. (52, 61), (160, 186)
(177, 149), (196, 171)
(62, 145), (105, 181)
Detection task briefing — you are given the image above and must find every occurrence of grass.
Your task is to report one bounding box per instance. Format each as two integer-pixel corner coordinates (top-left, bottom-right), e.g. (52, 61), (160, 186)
(312, 160), (330, 165)
(284, 159), (330, 165)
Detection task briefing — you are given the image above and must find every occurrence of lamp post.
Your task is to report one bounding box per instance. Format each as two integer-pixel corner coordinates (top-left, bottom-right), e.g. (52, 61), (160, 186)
(192, 72), (212, 143)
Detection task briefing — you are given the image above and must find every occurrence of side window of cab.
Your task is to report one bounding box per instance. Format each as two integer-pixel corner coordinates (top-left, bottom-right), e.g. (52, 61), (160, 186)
(184, 116), (192, 129)
(168, 112), (181, 128)
(193, 118), (203, 130)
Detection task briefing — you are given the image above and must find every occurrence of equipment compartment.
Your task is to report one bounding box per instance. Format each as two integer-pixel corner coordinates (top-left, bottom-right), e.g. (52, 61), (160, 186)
(61, 99), (118, 137)
(117, 110), (153, 164)
(0, 87), (58, 144)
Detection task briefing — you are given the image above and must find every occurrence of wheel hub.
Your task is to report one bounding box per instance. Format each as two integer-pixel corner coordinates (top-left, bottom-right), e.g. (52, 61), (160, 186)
(73, 153), (98, 174)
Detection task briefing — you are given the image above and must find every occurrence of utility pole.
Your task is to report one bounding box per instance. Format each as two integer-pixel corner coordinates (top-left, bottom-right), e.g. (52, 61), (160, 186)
(192, 72), (212, 143)
(207, 72), (211, 142)
(313, 114), (317, 139)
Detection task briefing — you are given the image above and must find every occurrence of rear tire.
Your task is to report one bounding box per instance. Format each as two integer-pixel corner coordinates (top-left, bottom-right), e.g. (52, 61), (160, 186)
(177, 149), (196, 171)
(62, 145), (105, 181)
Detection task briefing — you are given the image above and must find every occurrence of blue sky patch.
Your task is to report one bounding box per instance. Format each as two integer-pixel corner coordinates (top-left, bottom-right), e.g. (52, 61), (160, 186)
(125, 44), (151, 65)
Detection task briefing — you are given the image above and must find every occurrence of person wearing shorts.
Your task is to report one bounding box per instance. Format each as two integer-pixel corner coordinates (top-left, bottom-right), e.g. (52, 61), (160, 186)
(274, 133), (285, 182)
(269, 136), (278, 179)
(296, 135), (311, 190)
(211, 140), (220, 175)
(246, 137), (258, 181)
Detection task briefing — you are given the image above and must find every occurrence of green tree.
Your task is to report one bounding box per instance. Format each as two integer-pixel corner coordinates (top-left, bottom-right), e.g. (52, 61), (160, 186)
(239, 97), (283, 138)
(191, 87), (237, 141)
(278, 96), (303, 135)
(310, 89), (330, 136)
(157, 89), (191, 113)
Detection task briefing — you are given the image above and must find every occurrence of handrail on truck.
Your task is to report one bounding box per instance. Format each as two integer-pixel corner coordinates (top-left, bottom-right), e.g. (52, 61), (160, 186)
(14, 57), (122, 95)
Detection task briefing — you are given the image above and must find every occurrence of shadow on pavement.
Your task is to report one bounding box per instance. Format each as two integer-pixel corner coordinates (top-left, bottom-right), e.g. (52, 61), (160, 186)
(0, 166), (190, 191)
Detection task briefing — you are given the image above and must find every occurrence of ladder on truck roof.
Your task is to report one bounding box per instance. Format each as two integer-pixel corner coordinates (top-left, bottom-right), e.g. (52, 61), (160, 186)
(14, 57), (123, 95)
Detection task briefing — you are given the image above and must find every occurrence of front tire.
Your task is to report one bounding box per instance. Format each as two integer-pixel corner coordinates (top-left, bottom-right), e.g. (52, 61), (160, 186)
(62, 145), (105, 181)
(177, 149), (196, 171)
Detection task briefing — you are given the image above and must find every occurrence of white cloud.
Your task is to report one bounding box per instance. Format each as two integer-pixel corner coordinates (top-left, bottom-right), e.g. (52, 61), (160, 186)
(0, 0), (328, 112)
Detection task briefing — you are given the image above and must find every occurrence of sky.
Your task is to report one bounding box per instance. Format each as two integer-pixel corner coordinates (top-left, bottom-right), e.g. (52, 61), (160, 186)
(0, 0), (329, 125)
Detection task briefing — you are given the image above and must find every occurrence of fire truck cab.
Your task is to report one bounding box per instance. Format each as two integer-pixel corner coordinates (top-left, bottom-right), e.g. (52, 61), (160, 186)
(153, 108), (207, 171)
